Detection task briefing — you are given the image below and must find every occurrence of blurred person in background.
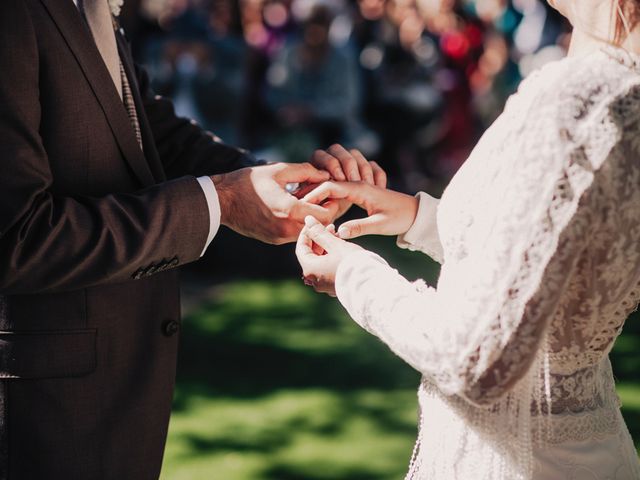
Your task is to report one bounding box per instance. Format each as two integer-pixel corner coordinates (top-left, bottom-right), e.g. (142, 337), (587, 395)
(298, 0), (640, 478)
(125, 0), (573, 191)
(265, 4), (362, 161)
(141, 0), (249, 143)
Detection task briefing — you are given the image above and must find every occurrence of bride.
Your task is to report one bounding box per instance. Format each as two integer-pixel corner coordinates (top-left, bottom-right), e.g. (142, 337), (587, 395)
(296, 0), (640, 478)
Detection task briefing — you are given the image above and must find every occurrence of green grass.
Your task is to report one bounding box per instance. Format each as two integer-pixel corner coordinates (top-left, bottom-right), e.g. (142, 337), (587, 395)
(161, 278), (422, 480)
(161, 236), (640, 479)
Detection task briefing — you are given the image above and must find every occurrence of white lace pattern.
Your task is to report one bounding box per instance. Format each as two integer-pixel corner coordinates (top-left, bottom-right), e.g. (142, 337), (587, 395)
(335, 46), (640, 479)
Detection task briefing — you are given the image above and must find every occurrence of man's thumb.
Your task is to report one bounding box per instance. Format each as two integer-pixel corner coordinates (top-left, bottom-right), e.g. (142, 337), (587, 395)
(337, 215), (382, 239)
(286, 163), (331, 184)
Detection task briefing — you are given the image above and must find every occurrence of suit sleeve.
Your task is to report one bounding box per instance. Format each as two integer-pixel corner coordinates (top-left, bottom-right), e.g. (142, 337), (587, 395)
(133, 52), (265, 179)
(0, 0), (210, 295)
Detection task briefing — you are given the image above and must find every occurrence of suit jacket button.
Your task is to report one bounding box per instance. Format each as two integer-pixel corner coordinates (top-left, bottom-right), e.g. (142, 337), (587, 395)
(162, 320), (179, 337)
(146, 264), (158, 275)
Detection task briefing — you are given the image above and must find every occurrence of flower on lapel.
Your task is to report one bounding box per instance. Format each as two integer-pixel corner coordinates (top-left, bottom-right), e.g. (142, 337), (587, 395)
(108, 0), (124, 17)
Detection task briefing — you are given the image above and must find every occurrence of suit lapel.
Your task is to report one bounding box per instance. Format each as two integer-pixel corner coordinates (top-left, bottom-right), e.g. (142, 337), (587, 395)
(40, 0), (156, 187)
(116, 34), (167, 183)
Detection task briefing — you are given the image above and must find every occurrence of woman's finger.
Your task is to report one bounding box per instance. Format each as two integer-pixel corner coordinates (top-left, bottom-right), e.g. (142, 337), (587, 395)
(312, 238), (325, 256)
(295, 227), (315, 259)
(303, 181), (369, 208)
(302, 182), (348, 205)
(337, 214), (385, 239)
(304, 216), (342, 251)
(350, 149), (375, 185)
(370, 161), (387, 188)
(292, 198), (340, 225)
(312, 280), (336, 296)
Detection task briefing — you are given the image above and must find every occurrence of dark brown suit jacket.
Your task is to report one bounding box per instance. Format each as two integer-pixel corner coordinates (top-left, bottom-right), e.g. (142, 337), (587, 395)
(0, 1), (256, 478)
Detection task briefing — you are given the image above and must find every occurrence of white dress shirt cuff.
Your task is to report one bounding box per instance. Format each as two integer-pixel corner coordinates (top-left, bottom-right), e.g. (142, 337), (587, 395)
(196, 176), (221, 257)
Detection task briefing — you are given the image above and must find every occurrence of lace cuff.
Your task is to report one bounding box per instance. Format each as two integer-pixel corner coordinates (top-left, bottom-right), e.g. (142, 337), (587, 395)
(397, 192), (444, 264)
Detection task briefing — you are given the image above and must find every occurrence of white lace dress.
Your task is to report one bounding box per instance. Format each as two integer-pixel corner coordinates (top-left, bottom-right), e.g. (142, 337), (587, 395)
(335, 46), (640, 480)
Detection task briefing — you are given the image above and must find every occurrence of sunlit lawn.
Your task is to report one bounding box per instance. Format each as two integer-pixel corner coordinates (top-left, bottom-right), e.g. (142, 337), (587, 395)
(161, 236), (640, 479)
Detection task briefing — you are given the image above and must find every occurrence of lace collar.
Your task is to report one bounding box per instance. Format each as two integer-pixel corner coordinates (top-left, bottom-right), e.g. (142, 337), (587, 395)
(599, 44), (640, 71)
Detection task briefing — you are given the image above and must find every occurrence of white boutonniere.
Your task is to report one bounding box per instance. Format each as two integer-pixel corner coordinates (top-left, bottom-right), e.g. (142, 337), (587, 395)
(108, 0), (124, 17)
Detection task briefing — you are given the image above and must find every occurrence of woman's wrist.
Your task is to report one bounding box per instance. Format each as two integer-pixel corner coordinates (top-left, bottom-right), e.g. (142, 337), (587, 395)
(397, 192), (420, 236)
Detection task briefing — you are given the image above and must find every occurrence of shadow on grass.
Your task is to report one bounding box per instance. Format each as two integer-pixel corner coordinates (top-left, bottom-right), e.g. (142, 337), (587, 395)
(174, 235), (437, 407)
(263, 465), (389, 480)
(174, 290), (419, 404)
(170, 280), (422, 467)
(163, 236), (434, 479)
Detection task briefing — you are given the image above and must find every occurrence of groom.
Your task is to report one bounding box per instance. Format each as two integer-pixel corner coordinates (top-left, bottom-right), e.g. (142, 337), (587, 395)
(0, 0), (382, 478)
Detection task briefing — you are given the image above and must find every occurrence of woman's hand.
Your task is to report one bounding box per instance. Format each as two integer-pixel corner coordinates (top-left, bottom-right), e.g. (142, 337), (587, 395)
(296, 216), (363, 296)
(302, 181), (419, 239)
(306, 145), (387, 220)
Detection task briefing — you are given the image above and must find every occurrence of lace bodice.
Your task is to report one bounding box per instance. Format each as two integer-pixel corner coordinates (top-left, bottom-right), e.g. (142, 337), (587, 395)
(335, 47), (640, 479)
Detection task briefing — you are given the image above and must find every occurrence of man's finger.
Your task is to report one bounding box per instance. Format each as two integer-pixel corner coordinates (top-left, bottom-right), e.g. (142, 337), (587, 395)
(370, 161), (387, 188)
(280, 162), (331, 185)
(311, 150), (346, 181)
(327, 144), (360, 182)
(304, 216), (342, 251)
(350, 149), (374, 185)
(337, 214), (384, 239)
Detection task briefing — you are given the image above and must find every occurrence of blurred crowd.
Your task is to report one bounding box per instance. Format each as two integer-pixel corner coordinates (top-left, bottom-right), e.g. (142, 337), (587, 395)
(120, 0), (570, 191)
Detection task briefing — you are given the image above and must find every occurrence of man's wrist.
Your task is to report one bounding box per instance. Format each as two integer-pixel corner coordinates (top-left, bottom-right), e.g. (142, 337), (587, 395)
(210, 174), (229, 227)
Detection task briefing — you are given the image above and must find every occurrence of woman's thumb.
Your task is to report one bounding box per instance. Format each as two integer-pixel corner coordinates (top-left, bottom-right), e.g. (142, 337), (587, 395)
(337, 215), (382, 239)
(304, 216), (340, 250)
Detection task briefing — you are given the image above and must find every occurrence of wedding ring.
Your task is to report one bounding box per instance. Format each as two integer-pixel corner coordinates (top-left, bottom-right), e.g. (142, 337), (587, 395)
(286, 182), (300, 194)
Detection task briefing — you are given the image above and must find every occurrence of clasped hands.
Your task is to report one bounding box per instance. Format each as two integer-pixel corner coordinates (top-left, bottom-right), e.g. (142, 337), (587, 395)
(211, 144), (419, 297)
(210, 144), (387, 244)
(296, 174), (419, 297)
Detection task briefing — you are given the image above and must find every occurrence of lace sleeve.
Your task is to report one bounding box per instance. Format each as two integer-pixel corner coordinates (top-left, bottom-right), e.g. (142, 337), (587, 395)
(396, 192), (444, 264)
(335, 102), (612, 407)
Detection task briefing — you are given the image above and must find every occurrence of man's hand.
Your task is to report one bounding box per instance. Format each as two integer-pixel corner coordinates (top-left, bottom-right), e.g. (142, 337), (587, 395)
(211, 163), (339, 245)
(310, 144), (387, 186)
(308, 144), (387, 220)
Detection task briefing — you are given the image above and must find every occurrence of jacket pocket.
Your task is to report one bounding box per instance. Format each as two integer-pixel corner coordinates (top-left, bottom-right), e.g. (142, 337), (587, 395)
(0, 329), (97, 379)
